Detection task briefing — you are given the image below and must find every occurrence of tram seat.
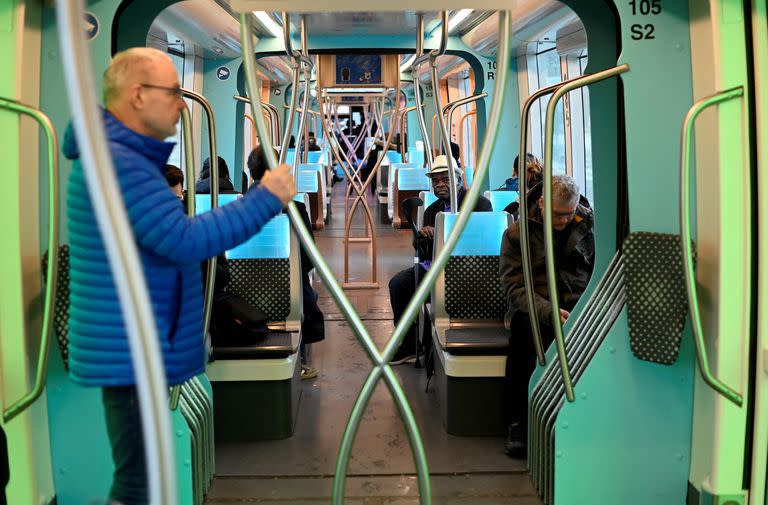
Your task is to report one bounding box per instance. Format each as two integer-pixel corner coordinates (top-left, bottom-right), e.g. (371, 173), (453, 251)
(429, 211), (512, 436)
(407, 149), (425, 168)
(299, 163), (328, 223)
(306, 151), (322, 164)
(385, 150), (402, 165)
(297, 168), (325, 230)
(483, 190), (520, 212)
(205, 213), (303, 441)
(463, 166), (475, 188)
(416, 190), (438, 230)
(387, 163), (418, 221)
(377, 163), (389, 205)
(283, 148), (295, 167)
(392, 168), (430, 229)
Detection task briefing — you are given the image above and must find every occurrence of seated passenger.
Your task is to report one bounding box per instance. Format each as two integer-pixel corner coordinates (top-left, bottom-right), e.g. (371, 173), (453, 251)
(499, 175), (594, 458)
(502, 153), (544, 217)
(248, 146), (325, 380)
(388, 155), (492, 365)
(197, 156), (235, 194)
(164, 164), (185, 201)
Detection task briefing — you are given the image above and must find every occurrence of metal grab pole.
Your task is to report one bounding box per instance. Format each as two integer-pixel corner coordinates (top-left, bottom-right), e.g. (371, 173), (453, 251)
(458, 109), (476, 178)
(181, 88), (219, 340)
(244, 113), (258, 155)
(170, 105), (197, 411)
(428, 13), (458, 212)
(240, 14), (431, 504)
(411, 15), (432, 171)
(679, 87), (744, 407)
(56, 1), (177, 503)
(234, 95), (281, 146)
(517, 75), (584, 367)
(542, 64), (629, 402)
(0, 98), (59, 423)
(292, 17), (313, 176)
(443, 93), (487, 189)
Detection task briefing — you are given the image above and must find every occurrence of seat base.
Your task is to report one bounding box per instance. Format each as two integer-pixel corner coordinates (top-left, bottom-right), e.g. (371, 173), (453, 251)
(210, 355), (301, 441)
(432, 333), (507, 436)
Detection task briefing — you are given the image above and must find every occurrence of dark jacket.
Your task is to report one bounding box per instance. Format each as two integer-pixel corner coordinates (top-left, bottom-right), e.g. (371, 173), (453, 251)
(64, 109), (284, 387)
(195, 175), (235, 194)
(417, 187), (493, 263)
(499, 182), (594, 328)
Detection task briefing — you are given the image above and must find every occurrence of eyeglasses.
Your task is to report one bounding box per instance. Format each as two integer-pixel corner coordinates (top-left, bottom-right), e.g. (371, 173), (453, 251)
(553, 208), (577, 220)
(140, 83), (183, 98)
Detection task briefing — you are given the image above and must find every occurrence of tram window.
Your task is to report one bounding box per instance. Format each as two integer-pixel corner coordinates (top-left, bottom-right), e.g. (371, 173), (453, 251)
(536, 48), (567, 175)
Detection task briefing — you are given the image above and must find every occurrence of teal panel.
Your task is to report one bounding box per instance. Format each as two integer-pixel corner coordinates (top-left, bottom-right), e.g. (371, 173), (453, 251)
(203, 56), (243, 190)
(173, 408), (194, 505)
(397, 169), (429, 191)
(464, 166), (474, 189)
(487, 56), (520, 190)
(442, 211), (509, 256)
(297, 170), (319, 193)
(195, 193), (240, 214)
(299, 162), (322, 173)
(46, 345), (113, 505)
(226, 214), (290, 259)
(555, 312), (695, 505)
(487, 190), (519, 211)
(306, 151), (322, 163)
(422, 192), (438, 208)
(385, 151), (402, 164)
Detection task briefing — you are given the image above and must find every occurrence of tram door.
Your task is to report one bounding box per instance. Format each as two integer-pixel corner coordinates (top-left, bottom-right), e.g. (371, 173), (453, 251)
(684, 0), (761, 501)
(0, 3), (56, 505)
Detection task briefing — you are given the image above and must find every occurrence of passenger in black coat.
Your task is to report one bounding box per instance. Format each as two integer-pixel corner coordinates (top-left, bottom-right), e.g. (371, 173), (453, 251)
(388, 155), (492, 364)
(196, 156), (235, 194)
(499, 175), (594, 458)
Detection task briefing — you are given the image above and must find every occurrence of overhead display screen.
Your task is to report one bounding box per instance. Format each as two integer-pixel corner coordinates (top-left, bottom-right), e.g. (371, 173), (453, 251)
(335, 55), (382, 85)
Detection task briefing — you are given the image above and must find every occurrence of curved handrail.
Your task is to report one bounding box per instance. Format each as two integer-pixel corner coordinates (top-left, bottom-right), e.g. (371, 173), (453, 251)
(280, 59), (301, 167)
(680, 86), (744, 407)
(431, 113), (438, 159)
(292, 16), (312, 173)
(444, 93), (487, 149)
(428, 27), (458, 211)
(181, 88), (219, 340)
(458, 109), (476, 182)
(243, 113), (258, 154)
(56, 1), (177, 503)
(170, 106), (198, 411)
(240, 13), (432, 504)
(411, 14), (433, 172)
(542, 64), (630, 402)
(0, 98), (59, 424)
(517, 74), (585, 367)
(234, 95), (281, 145)
(398, 105), (419, 159)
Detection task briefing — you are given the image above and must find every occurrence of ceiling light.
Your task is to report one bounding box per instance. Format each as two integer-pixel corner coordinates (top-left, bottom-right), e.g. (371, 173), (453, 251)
(324, 87), (386, 94)
(448, 9), (473, 34)
(252, 11), (283, 38)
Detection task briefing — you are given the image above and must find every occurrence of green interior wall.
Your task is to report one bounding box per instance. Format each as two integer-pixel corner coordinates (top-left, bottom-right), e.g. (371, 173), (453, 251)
(536, 0), (698, 503)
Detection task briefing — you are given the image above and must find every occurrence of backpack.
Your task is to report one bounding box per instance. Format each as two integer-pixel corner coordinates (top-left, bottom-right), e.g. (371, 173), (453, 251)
(210, 291), (270, 346)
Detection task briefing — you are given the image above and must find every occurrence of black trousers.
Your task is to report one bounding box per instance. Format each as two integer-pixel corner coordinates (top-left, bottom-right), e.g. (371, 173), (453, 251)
(102, 386), (148, 505)
(0, 423), (8, 505)
(388, 265), (428, 354)
(505, 312), (554, 430)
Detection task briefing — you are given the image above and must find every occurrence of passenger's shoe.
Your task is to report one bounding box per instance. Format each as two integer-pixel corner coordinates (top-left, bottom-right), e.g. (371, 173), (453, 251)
(301, 364), (319, 380)
(504, 423), (527, 459)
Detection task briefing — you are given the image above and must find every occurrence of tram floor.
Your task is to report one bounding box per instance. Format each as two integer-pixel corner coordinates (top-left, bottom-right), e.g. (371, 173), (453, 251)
(206, 182), (542, 504)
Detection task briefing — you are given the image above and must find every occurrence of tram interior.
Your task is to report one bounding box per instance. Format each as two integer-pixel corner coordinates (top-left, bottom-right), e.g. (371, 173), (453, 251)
(2, 0), (764, 504)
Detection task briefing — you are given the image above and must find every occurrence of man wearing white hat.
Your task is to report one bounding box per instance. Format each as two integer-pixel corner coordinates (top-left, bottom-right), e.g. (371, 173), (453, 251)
(388, 155), (492, 365)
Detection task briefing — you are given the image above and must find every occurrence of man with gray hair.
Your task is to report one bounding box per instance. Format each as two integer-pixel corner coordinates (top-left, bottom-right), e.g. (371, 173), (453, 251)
(63, 47), (295, 504)
(499, 174), (594, 458)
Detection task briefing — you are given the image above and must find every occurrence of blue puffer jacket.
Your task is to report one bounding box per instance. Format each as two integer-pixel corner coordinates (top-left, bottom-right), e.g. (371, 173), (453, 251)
(64, 109), (284, 387)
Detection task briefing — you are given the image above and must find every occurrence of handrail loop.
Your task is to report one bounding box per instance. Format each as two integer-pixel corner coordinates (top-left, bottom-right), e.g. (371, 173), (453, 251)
(427, 11), (458, 212)
(240, 13), (435, 504)
(679, 86), (744, 407)
(458, 109), (476, 180)
(170, 105), (198, 411)
(411, 14), (433, 172)
(542, 64), (630, 402)
(444, 92), (487, 188)
(292, 16), (312, 174)
(518, 74), (586, 367)
(56, 1), (177, 503)
(0, 98), (60, 423)
(234, 95), (281, 146)
(181, 88), (219, 341)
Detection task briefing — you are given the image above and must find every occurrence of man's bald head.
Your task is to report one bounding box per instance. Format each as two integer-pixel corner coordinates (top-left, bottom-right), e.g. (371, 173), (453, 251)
(103, 47), (171, 108)
(103, 47), (185, 140)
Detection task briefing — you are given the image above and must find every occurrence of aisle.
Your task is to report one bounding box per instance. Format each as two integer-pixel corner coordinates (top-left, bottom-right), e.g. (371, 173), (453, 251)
(206, 181), (540, 504)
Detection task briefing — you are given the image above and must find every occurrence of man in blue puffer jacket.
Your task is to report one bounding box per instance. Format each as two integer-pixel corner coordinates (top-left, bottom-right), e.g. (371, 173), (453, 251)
(63, 47), (295, 505)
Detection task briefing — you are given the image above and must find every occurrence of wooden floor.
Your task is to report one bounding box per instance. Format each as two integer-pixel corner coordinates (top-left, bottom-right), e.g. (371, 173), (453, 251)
(205, 182), (542, 504)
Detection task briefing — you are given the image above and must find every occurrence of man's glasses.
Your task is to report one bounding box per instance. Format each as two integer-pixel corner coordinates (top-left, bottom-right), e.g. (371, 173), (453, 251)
(140, 83), (183, 98)
(552, 208), (577, 220)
